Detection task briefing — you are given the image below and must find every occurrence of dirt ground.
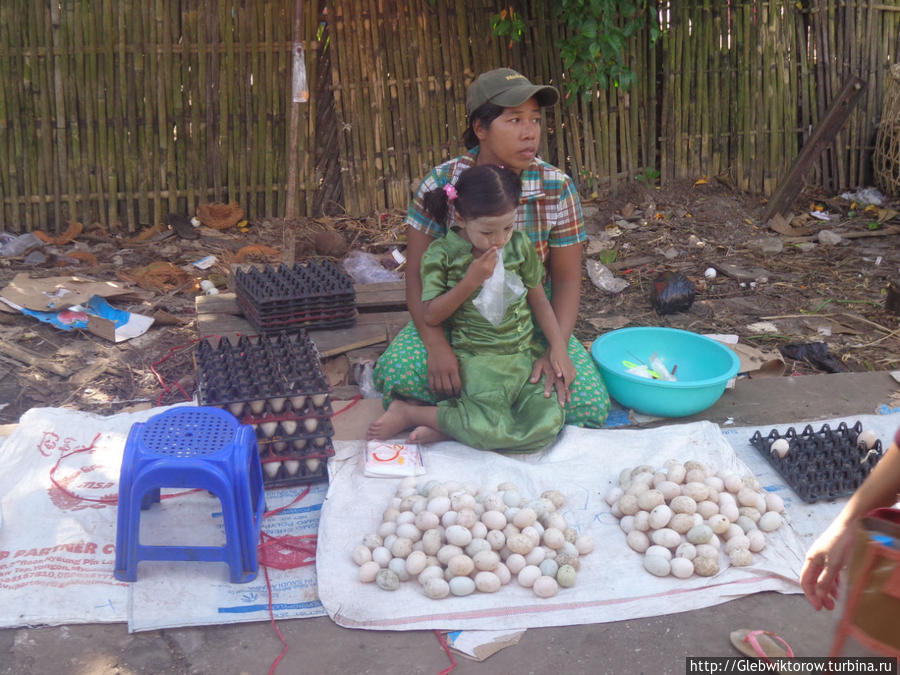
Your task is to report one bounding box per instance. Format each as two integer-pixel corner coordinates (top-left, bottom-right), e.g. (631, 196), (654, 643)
(0, 179), (897, 426)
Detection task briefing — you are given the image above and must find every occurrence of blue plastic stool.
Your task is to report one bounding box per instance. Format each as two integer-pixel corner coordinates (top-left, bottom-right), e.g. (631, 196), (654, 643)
(114, 406), (266, 583)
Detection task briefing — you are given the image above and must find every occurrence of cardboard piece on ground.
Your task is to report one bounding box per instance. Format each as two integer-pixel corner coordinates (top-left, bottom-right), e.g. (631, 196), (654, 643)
(6, 296), (154, 342)
(444, 629), (526, 661)
(730, 343), (785, 377)
(705, 334), (785, 377)
(0, 273), (133, 311)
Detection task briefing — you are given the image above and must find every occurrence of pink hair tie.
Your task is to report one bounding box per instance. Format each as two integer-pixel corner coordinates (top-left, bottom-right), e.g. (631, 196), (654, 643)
(443, 184), (458, 201)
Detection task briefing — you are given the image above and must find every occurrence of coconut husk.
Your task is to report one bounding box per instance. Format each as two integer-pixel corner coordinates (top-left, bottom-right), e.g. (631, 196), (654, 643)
(196, 202), (245, 230)
(33, 220), (84, 245)
(314, 229), (349, 257)
(127, 223), (169, 243)
(116, 261), (194, 293)
(228, 244), (280, 263)
(65, 251), (99, 266)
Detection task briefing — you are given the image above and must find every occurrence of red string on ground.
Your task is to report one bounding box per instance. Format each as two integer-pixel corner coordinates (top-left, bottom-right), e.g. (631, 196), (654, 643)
(433, 630), (458, 675)
(331, 394), (362, 416)
(263, 560), (290, 675)
(259, 485), (316, 674)
(150, 334), (220, 406)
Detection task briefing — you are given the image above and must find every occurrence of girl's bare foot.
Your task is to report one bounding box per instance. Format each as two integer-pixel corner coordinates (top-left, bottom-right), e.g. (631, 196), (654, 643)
(408, 425), (450, 444)
(367, 400), (415, 441)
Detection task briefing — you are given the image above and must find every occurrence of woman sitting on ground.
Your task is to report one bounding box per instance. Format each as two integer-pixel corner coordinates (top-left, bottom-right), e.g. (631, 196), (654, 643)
(373, 67), (610, 428)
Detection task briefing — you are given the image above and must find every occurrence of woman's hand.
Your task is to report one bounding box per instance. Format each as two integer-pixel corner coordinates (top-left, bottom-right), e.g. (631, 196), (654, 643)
(799, 520), (858, 611)
(425, 338), (462, 398)
(530, 351), (572, 407)
(550, 347), (576, 395)
(465, 246), (498, 286)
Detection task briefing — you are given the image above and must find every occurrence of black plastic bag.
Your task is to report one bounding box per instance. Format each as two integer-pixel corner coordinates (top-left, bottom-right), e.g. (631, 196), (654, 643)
(779, 342), (845, 373)
(650, 271), (696, 314)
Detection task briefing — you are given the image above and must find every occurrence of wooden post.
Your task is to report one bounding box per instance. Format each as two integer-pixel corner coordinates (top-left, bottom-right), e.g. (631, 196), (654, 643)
(284, 0), (306, 221)
(762, 76), (867, 222)
(283, 0), (306, 265)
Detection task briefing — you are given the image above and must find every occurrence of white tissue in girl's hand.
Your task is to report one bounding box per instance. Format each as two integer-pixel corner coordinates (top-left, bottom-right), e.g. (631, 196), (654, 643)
(473, 251), (525, 327)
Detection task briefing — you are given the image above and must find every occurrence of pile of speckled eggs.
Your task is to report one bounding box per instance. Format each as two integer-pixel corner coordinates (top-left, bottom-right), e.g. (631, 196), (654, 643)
(606, 460), (785, 578)
(352, 477), (594, 599)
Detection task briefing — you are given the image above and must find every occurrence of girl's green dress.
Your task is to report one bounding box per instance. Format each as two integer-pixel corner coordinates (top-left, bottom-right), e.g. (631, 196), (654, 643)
(420, 229), (564, 452)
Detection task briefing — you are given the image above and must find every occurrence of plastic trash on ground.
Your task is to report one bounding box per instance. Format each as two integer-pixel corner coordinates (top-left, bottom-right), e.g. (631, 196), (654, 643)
(839, 187), (885, 206)
(0, 232), (43, 257)
(779, 341), (845, 373)
(342, 250), (403, 284)
(353, 360), (380, 398)
(585, 259), (628, 294)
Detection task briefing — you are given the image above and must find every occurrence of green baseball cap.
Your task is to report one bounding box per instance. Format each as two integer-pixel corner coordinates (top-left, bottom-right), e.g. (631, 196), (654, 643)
(466, 68), (559, 116)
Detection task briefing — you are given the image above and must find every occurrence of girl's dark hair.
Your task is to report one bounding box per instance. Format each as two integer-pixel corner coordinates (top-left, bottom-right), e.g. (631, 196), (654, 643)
(461, 102), (505, 149)
(422, 164), (522, 226)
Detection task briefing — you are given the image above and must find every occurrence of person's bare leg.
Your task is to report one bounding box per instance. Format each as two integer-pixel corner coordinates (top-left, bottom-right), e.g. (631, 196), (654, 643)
(367, 400), (441, 441)
(409, 426), (451, 444)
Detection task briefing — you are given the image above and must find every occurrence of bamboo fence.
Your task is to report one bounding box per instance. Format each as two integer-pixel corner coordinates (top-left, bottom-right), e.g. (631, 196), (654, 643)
(0, 0), (897, 232)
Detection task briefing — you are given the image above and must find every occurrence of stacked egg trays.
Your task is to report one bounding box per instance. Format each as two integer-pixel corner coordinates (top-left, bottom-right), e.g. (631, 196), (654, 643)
(749, 420), (883, 503)
(234, 259), (356, 335)
(195, 331), (335, 488)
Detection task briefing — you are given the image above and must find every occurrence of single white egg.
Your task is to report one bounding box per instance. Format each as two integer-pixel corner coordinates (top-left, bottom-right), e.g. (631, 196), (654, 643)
(770, 438), (790, 458)
(857, 430), (878, 451)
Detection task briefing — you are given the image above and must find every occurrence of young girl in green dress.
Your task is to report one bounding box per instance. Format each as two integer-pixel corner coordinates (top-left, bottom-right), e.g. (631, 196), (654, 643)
(367, 165), (574, 452)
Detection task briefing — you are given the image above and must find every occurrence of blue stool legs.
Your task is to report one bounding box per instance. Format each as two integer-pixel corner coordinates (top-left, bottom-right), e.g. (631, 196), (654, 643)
(114, 407), (265, 583)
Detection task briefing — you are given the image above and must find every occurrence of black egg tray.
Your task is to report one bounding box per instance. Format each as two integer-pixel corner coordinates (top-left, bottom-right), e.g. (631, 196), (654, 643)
(248, 410), (335, 446)
(260, 437), (333, 487)
(226, 393), (332, 419)
(236, 296), (357, 322)
(243, 412), (334, 489)
(234, 260), (355, 311)
(194, 332), (335, 487)
(236, 290), (355, 314)
(749, 421), (883, 503)
(195, 333), (330, 405)
(236, 295), (357, 335)
(258, 433), (334, 462)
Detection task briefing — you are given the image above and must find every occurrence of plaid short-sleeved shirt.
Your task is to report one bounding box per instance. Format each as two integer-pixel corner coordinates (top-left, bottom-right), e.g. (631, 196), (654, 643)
(405, 148), (586, 264)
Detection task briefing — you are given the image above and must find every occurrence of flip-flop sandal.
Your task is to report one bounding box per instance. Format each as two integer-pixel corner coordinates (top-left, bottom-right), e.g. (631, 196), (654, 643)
(730, 629), (794, 664)
(166, 213), (200, 240)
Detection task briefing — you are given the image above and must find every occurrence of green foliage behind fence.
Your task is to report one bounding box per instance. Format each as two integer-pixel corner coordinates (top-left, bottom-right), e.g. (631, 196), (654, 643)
(0, 0), (897, 233)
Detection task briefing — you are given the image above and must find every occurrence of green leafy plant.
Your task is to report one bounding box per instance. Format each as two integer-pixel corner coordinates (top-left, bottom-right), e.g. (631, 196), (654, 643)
(491, 7), (526, 44)
(597, 249), (617, 265)
(491, 1), (661, 99)
(635, 166), (660, 185)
